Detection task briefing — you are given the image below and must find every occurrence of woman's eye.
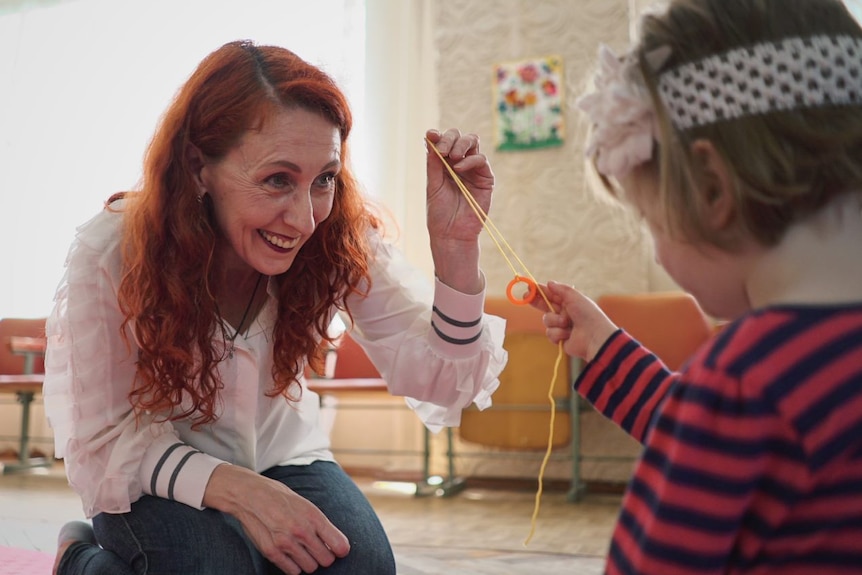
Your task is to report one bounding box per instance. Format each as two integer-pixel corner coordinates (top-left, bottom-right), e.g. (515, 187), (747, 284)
(315, 173), (337, 190)
(266, 173), (292, 189)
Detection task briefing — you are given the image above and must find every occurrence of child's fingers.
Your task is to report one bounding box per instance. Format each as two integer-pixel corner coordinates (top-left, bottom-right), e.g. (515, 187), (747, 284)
(544, 325), (572, 345)
(530, 283), (553, 312)
(542, 310), (571, 330)
(547, 281), (593, 315)
(532, 282), (565, 312)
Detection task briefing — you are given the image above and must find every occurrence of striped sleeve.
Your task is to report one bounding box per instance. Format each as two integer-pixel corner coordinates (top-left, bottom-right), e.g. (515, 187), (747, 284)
(576, 329), (679, 443)
(139, 433), (226, 510)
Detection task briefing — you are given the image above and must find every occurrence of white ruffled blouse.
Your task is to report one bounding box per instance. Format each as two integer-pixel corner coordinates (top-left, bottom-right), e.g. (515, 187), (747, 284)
(43, 204), (506, 519)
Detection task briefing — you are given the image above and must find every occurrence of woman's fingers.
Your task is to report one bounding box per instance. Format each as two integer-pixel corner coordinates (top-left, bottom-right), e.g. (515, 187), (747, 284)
(259, 520), (347, 574)
(267, 548), (302, 575)
(320, 527), (351, 557)
(427, 129), (482, 164)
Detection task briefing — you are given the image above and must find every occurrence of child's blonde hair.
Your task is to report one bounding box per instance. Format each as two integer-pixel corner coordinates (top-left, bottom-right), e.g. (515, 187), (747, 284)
(591, 0), (862, 249)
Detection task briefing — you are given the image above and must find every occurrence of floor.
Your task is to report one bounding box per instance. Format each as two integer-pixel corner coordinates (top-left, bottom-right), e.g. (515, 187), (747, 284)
(0, 460), (621, 574)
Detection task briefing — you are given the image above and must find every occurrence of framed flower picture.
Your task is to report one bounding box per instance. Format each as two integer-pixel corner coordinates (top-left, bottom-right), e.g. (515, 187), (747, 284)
(493, 55), (564, 151)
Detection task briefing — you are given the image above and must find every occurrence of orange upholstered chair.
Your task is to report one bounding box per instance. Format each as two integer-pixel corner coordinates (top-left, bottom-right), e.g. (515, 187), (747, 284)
(449, 297), (585, 500)
(331, 331), (381, 379)
(595, 291), (714, 371)
(458, 297), (572, 450)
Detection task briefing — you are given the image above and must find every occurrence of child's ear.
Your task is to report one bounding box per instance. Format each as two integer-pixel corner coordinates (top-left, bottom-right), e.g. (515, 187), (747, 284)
(690, 139), (736, 232)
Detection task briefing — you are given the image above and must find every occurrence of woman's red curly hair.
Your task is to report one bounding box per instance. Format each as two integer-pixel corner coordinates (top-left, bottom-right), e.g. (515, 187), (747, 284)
(113, 40), (377, 427)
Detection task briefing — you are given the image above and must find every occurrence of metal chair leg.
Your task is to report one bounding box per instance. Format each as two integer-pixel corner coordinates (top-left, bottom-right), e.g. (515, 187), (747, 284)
(416, 426), (465, 497)
(2, 391), (51, 474)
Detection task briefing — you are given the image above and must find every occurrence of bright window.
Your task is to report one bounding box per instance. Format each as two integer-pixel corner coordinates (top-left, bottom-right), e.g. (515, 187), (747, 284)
(0, 0), (366, 318)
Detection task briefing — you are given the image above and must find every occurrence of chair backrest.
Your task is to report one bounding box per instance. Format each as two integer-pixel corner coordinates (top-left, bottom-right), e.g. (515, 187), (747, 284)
(332, 331), (381, 379)
(596, 291), (713, 371)
(458, 296), (571, 450)
(0, 317), (47, 374)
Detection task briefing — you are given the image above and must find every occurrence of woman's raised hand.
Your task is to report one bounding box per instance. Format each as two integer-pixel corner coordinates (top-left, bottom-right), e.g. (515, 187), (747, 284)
(424, 128), (494, 294)
(425, 128), (494, 243)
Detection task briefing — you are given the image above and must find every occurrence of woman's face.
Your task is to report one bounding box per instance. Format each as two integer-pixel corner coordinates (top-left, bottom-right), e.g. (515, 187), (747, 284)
(199, 106), (341, 277)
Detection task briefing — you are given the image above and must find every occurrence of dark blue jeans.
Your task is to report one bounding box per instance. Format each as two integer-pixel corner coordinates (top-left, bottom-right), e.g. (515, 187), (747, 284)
(57, 461), (396, 574)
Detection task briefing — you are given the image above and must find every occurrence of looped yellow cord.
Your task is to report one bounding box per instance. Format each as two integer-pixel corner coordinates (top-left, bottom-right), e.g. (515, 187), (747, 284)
(426, 137), (564, 546)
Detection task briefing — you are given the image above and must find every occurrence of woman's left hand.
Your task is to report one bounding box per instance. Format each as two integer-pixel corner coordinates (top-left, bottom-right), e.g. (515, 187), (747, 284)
(425, 128), (494, 293)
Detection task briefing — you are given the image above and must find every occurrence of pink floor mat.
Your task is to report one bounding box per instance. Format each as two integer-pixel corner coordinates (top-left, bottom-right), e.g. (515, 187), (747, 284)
(0, 546), (54, 575)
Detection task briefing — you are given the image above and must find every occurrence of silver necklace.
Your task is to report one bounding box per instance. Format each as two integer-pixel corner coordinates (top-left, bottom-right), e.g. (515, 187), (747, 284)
(226, 273), (263, 359)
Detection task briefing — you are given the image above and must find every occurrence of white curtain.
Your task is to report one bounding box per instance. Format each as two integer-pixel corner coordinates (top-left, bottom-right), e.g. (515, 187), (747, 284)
(361, 0), (438, 278)
(0, 0), (367, 319)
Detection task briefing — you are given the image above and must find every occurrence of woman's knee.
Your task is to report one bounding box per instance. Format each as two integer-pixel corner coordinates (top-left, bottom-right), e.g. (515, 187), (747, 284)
(331, 544), (396, 575)
(264, 462), (396, 575)
(93, 497), (258, 575)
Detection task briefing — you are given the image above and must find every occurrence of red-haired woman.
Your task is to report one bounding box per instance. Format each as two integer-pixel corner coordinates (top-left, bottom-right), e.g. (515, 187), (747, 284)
(45, 40), (505, 575)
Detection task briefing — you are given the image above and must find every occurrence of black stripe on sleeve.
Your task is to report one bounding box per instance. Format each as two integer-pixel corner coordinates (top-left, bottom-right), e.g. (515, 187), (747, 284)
(151, 442), (185, 496)
(432, 306), (481, 328)
(431, 320), (483, 345)
(167, 450), (201, 501)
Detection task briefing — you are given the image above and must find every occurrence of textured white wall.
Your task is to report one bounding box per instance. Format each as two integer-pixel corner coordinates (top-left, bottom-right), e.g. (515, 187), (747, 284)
(431, 0), (653, 304)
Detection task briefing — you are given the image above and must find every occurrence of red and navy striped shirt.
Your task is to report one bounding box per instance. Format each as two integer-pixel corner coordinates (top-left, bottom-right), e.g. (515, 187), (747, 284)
(578, 304), (862, 574)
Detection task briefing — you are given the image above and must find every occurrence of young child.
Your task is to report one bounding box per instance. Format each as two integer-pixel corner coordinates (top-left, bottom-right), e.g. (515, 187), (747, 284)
(536, 0), (862, 573)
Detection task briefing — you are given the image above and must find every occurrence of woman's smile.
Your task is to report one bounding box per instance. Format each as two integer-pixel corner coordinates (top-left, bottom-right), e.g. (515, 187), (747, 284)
(259, 229), (300, 251)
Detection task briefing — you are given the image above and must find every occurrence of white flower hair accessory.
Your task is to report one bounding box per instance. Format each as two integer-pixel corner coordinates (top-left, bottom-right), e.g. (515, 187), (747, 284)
(577, 44), (658, 180)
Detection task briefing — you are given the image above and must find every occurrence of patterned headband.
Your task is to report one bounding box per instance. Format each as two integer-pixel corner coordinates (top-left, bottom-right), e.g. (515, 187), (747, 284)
(658, 35), (862, 130)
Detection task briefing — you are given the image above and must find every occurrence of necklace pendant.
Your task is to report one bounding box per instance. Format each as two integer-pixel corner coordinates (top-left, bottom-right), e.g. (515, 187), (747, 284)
(222, 272), (263, 363)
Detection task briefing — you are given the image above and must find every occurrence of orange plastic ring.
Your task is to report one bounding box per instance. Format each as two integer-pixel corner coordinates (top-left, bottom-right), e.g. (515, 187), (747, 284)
(506, 275), (537, 305)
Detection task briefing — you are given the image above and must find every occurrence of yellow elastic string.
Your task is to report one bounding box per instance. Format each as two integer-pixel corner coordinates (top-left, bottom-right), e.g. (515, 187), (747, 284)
(523, 340), (564, 546)
(425, 137), (564, 545)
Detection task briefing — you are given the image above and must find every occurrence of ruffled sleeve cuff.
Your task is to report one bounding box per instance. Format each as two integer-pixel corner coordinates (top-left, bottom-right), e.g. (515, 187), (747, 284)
(404, 281), (507, 433)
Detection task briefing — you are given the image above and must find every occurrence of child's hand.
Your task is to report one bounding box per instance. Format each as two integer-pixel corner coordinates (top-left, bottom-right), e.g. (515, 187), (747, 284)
(533, 281), (618, 362)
